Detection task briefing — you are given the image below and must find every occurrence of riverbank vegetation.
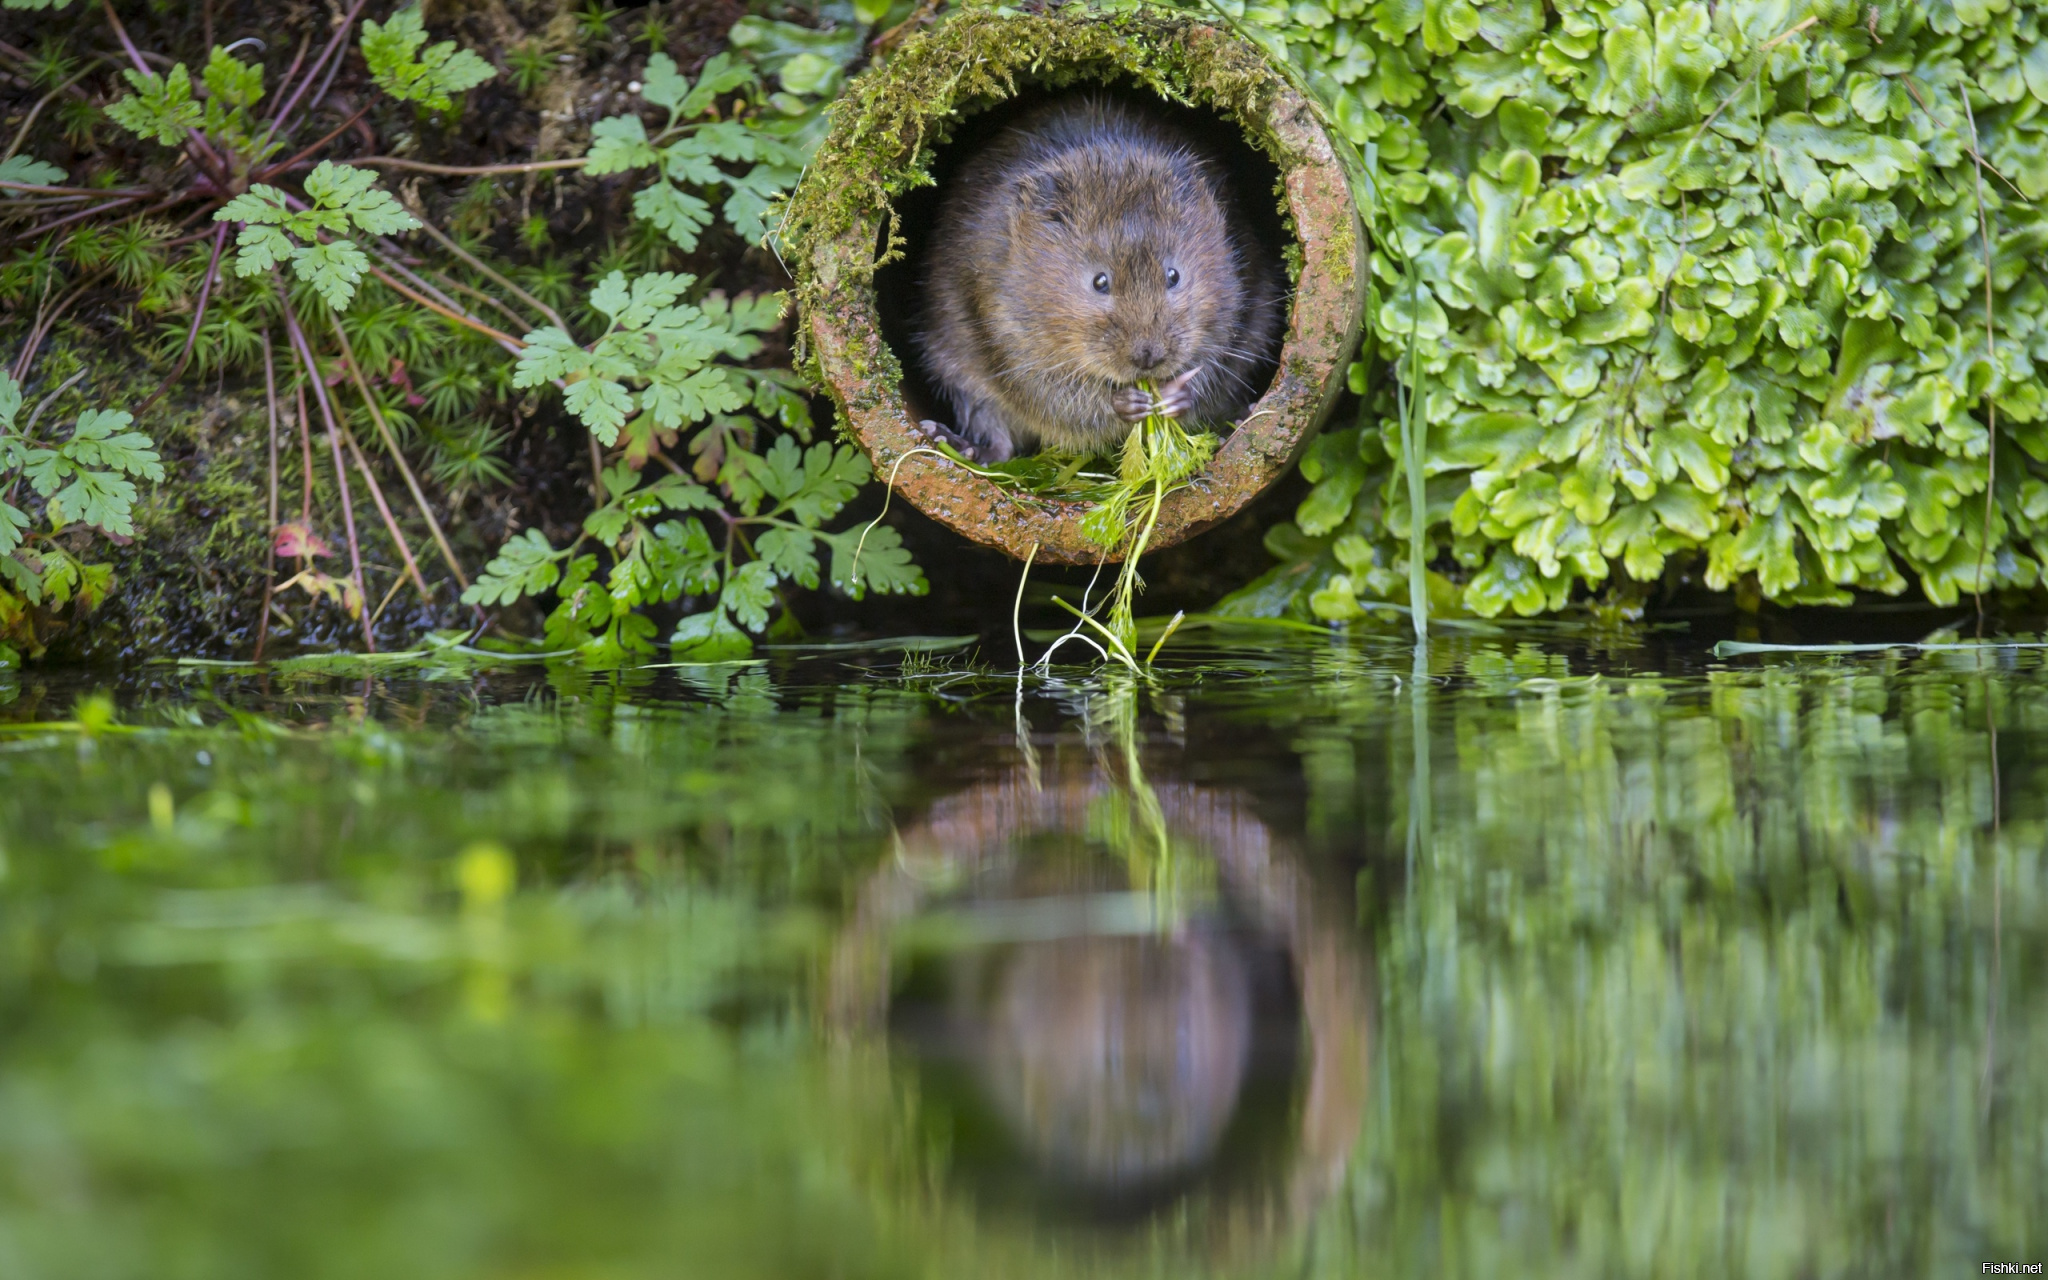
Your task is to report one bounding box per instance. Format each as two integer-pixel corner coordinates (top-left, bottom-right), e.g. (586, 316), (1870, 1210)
(4, 0), (2046, 667)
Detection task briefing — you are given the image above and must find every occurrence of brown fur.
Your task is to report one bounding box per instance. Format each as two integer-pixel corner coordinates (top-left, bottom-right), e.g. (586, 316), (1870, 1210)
(978, 931), (1253, 1186)
(916, 96), (1285, 462)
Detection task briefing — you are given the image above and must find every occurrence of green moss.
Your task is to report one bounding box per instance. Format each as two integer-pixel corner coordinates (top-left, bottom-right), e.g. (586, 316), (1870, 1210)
(75, 393), (273, 661)
(0, 322), (272, 661)
(1325, 218), (1355, 289)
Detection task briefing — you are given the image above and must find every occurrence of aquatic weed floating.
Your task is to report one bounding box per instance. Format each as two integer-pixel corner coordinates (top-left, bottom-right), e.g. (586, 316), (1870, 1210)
(784, 6), (1366, 564)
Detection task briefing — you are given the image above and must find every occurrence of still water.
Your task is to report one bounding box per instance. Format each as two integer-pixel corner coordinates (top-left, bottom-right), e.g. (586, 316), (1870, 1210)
(0, 632), (2040, 1277)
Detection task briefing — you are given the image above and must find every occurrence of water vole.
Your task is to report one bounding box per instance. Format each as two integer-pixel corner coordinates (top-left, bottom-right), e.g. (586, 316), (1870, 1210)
(914, 96), (1285, 463)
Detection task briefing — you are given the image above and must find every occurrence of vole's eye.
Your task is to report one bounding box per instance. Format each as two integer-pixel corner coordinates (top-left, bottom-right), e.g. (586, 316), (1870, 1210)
(1092, 272), (1111, 294)
(1166, 267), (1181, 288)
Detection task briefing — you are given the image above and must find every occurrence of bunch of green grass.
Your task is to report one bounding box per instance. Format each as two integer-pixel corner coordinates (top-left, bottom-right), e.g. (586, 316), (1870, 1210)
(1080, 387), (1217, 662)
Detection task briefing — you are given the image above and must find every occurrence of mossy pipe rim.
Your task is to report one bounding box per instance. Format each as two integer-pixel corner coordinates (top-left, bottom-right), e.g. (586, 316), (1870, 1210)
(788, 8), (1366, 565)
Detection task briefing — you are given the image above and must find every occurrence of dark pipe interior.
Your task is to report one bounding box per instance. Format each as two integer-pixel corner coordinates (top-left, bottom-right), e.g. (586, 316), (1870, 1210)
(871, 79), (1295, 440)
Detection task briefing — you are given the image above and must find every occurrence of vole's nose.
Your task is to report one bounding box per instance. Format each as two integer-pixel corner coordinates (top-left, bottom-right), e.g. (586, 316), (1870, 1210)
(1132, 341), (1166, 371)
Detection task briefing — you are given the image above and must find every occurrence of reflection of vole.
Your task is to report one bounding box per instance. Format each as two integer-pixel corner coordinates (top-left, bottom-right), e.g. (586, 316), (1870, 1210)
(915, 96), (1285, 462)
(980, 931), (1252, 1188)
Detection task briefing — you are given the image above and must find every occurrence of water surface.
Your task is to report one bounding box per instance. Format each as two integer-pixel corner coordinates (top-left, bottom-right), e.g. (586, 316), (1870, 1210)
(0, 633), (2039, 1277)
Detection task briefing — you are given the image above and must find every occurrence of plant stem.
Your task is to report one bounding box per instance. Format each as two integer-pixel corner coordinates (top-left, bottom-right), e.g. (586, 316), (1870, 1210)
(364, 263), (525, 353)
(1400, 273), (1428, 644)
(329, 311), (470, 589)
(19, 369), (88, 438)
(1108, 465), (1166, 662)
(1012, 542), (1036, 668)
(1962, 88), (1998, 639)
(265, 33), (313, 128)
(1050, 593), (1138, 667)
(260, 0), (373, 149)
(429, 268), (542, 337)
(98, 0), (152, 77)
(281, 291), (375, 651)
(11, 266), (112, 381)
(98, 0), (232, 189)
(337, 411), (434, 604)
(408, 214), (570, 332)
(2, 62), (101, 164)
(135, 220), (228, 414)
(253, 102), (373, 182)
(295, 379), (313, 524)
(1144, 611), (1186, 664)
(5, 195), (144, 246)
(348, 157), (589, 176)
(257, 332), (280, 661)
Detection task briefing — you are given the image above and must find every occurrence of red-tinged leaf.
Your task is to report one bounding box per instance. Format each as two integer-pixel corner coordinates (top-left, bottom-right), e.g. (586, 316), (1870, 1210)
(274, 521), (333, 559)
(387, 360), (426, 407)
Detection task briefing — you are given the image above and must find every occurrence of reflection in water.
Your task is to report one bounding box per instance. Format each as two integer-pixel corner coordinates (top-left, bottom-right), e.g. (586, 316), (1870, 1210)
(4, 642), (2043, 1275)
(980, 930), (1252, 1189)
(831, 757), (1370, 1249)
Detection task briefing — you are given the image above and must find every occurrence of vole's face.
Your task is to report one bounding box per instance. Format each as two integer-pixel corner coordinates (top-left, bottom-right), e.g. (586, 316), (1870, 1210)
(1007, 154), (1232, 390)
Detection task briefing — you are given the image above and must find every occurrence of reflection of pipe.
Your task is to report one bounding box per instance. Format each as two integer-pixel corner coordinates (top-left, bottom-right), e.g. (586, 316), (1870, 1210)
(826, 763), (1373, 1255)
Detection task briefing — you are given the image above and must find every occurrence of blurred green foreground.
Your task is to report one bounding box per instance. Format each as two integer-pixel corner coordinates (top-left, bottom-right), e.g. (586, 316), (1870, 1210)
(0, 635), (2039, 1278)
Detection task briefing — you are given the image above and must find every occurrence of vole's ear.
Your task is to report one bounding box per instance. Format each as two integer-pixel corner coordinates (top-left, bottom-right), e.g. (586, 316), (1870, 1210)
(1014, 171), (1071, 225)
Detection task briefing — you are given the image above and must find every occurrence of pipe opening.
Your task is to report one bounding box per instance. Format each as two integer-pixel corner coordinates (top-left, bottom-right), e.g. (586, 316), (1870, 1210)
(871, 80), (1295, 440)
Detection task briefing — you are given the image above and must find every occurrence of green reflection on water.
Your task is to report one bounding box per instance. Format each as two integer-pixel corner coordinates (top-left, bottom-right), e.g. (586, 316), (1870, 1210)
(0, 639), (2039, 1278)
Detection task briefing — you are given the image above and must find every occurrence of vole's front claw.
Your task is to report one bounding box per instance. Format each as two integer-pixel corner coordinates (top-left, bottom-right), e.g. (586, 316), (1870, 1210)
(917, 418), (980, 461)
(1153, 366), (1202, 419)
(1112, 387), (1154, 422)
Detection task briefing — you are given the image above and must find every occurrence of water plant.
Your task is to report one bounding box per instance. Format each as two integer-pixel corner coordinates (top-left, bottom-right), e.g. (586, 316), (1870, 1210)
(1078, 398), (1218, 663)
(1209, 0), (2048, 620)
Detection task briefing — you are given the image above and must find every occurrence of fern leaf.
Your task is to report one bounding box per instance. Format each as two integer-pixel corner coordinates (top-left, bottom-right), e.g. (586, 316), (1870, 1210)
(291, 238), (370, 310)
(363, 4), (496, 112)
(460, 528), (563, 606)
(106, 64), (201, 146)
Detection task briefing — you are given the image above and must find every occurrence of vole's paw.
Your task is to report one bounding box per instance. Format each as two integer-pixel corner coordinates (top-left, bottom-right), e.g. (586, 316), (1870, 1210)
(1153, 366), (1203, 420)
(917, 419), (982, 462)
(1111, 387), (1155, 422)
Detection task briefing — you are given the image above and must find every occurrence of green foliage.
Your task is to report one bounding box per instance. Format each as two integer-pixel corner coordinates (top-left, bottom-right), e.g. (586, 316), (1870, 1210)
(105, 62), (201, 146)
(0, 370), (160, 644)
(506, 40), (554, 96)
(0, 647), (2041, 1274)
(101, 45), (272, 162)
(1068, 409), (1219, 663)
(471, 271), (923, 664)
(511, 269), (776, 445)
(575, 2), (617, 45)
(214, 162), (420, 309)
(362, 5), (497, 112)
(725, 12), (868, 100)
(0, 0), (892, 664)
(1216, 0), (2048, 618)
(0, 155), (65, 186)
(584, 48), (848, 250)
